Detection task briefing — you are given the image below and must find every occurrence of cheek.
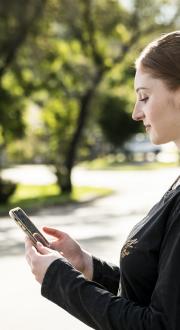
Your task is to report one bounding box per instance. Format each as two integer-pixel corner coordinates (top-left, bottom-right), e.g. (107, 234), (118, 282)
(145, 100), (158, 122)
(169, 96), (180, 119)
(147, 97), (165, 123)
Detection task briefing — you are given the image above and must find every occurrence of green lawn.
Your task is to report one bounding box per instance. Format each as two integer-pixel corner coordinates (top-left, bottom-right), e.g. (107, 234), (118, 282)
(0, 183), (113, 216)
(79, 157), (179, 171)
(1, 158), (178, 217)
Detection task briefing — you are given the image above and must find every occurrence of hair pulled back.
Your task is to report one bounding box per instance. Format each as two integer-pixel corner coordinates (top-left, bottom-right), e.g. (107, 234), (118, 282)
(135, 31), (180, 90)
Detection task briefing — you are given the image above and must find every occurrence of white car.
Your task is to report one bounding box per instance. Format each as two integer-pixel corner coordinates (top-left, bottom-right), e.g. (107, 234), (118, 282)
(123, 134), (161, 161)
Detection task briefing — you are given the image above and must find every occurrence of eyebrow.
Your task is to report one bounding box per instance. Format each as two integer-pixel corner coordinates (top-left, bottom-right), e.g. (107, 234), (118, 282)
(135, 87), (149, 93)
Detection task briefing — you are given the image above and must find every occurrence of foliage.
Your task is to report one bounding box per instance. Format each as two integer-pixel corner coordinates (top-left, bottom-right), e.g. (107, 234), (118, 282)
(0, 178), (17, 204)
(0, 0), (46, 145)
(0, 0), (180, 193)
(0, 77), (26, 144)
(98, 95), (141, 147)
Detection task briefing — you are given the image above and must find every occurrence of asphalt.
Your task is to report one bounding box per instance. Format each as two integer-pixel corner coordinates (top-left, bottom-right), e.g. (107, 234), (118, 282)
(0, 165), (179, 330)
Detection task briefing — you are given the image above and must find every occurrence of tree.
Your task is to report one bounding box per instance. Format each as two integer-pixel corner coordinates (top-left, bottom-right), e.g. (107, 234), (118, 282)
(0, 0), (47, 203)
(3, 0), (180, 194)
(38, 0), (180, 193)
(0, 0), (47, 146)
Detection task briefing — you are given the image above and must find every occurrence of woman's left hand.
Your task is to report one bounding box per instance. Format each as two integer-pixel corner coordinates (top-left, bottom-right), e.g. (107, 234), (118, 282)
(25, 237), (62, 284)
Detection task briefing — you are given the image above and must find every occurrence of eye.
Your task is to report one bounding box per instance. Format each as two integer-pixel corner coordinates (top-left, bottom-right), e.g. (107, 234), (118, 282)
(139, 97), (148, 103)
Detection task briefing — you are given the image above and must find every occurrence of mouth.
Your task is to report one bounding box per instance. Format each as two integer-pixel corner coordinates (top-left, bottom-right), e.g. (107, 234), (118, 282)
(145, 125), (151, 132)
(144, 125), (151, 131)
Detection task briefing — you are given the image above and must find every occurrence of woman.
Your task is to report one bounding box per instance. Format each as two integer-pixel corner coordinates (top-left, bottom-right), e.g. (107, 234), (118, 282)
(25, 31), (180, 329)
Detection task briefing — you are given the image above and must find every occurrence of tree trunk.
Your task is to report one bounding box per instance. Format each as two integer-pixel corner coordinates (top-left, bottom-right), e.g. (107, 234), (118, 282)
(56, 69), (104, 194)
(55, 165), (72, 194)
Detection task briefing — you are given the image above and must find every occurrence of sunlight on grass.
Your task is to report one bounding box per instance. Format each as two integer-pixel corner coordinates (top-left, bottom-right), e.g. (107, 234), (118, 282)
(12, 184), (60, 201)
(79, 157), (178, 171)
(0, 184), (113, 216)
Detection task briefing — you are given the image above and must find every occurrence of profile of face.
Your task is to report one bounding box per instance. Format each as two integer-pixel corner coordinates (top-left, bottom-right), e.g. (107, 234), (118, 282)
(132, 66), (180, 148)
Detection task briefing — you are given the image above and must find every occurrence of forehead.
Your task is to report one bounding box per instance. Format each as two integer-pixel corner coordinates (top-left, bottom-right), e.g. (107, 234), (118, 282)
(134, 68), (154, 92)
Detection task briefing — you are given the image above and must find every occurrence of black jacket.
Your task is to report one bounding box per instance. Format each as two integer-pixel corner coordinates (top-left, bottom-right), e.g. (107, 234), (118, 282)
(41, 180), (180, 330)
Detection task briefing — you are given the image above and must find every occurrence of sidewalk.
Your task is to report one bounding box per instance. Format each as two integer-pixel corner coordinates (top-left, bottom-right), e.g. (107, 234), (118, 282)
(0, 166), (179, 330)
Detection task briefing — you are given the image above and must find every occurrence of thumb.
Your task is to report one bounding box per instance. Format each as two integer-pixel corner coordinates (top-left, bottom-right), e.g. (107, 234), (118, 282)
(36, 241), (52, 255)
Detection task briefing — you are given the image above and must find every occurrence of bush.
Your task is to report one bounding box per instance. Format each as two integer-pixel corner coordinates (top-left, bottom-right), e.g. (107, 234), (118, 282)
(0, 177), (17, 204)
(98, 95), (141, 147)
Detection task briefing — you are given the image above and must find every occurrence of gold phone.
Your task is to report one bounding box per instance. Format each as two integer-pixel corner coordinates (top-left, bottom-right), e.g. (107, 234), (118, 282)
(9, 207), (50, 247)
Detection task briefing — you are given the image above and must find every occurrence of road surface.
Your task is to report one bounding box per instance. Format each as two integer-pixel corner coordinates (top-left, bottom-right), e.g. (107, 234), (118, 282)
(0, 165), (179, 330)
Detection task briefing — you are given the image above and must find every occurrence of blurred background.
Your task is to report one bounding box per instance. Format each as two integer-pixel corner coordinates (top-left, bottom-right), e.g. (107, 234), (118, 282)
(0, 0), (180, 329)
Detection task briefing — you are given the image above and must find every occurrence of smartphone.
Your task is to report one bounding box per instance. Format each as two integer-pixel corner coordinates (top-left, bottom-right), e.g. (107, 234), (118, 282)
(9, 207), (50, 247)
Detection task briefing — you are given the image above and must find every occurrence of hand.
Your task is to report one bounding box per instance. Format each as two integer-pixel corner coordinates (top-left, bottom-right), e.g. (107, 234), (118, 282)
(25, 237), (61, 284)
(42, 227), (93, 280)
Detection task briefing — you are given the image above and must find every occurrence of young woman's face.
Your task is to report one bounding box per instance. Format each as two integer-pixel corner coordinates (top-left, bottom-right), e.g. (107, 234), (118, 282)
(133, 66), (180, 148)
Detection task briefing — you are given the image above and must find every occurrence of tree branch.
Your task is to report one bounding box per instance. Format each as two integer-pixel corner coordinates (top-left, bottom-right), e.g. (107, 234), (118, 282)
(83, 0), (104, 67)
(0, 0), (47, 81)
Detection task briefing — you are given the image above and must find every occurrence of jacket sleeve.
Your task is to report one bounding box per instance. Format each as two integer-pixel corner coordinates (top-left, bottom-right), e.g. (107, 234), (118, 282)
(41, 200), (180, 330)
(92, 256), (120, 295)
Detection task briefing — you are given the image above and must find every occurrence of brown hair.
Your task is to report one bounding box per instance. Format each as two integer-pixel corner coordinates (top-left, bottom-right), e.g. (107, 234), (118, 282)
(135, 31), (180, 90)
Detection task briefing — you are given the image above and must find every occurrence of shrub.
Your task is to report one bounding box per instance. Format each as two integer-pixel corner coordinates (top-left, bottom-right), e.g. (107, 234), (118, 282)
(0, 177), (17, 204)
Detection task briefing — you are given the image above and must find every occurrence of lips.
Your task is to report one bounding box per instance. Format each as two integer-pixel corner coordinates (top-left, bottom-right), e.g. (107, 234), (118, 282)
(144, 125), (151, 132)
(145, 126), (151, 132)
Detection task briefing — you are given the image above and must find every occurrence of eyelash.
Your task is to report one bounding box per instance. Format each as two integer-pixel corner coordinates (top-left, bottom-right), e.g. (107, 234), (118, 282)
(139, 97), (148, 103)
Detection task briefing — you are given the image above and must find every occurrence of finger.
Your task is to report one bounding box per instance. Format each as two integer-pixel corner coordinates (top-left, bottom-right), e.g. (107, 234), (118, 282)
(25, 236), (34, 251)
(25, 244), (39, 269)
(33, 233), (50, 247)
(43, 227), (66, 239)
(25, 235), (33, 244)
(32, 245), (40, 255)
(36, 241), (52, 255)
(49, 241), (61, 250)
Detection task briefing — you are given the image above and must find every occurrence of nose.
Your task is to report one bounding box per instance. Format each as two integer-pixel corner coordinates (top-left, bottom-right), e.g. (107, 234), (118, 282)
(132, 102), (145, 121)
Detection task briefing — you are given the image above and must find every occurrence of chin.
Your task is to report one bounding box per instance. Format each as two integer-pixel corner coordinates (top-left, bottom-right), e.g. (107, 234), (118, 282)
(149, 134), (166, 146)
(149, 136), (161, 145)
(150, 134), (173, 146)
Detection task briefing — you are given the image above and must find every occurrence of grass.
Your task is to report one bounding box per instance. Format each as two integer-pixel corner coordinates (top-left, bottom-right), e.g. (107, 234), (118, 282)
(0, 183), (113, 216)
(79, 156), (179, 171)
(1, 157), (178, 216)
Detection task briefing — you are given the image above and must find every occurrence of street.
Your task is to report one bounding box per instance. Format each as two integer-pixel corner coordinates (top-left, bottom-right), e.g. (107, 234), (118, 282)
(0, 165), (179, 330)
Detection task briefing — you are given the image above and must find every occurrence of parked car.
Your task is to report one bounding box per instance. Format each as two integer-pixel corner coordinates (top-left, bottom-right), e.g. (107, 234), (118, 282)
(122, 134), (161, 162)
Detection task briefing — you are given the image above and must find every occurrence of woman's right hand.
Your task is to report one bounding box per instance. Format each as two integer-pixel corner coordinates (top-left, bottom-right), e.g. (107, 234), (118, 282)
(42, 226), (93, 280)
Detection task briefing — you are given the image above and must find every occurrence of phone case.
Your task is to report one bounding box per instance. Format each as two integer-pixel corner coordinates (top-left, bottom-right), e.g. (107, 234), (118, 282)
(9, 207), (50, 247)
